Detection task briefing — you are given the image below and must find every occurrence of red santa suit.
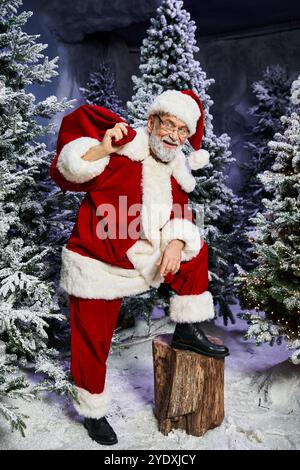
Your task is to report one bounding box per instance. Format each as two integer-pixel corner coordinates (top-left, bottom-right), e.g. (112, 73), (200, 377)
(50, 96), (214, 419)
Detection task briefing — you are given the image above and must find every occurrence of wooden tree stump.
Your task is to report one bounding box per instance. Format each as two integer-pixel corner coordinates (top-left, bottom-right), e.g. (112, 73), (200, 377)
(152, 333), (225, 437)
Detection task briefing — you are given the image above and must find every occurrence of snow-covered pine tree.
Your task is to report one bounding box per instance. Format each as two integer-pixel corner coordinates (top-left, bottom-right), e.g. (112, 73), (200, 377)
(242, 65), (293, 220)
(79, 62), (126, 118)
(126, 0), (243, 326)
(0, 0), (76, 434)
(235, 74), (300, 364)
(291, 75), (300, 108)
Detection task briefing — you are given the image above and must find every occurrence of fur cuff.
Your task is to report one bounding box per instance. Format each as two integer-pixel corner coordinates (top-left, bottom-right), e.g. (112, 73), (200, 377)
(73, 385), (111, 419)
(187, 149), (210, 170)
(56, 137), (110, 183)
(161, 217), (201, 261)
(169, 291), (215, 323)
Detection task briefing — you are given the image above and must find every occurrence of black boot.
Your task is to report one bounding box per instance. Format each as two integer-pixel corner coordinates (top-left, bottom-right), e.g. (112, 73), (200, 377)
(171, 322), (229, 358)
(84, 416), (118, 445)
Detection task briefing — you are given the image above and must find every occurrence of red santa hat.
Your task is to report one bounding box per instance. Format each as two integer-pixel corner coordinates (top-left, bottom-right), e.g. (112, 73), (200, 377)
(147, 89), (209, 170)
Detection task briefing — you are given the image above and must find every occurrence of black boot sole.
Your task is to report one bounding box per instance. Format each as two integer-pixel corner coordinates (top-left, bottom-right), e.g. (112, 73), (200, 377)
(84, 421), (118, 446)
(171, 341), (230, 358)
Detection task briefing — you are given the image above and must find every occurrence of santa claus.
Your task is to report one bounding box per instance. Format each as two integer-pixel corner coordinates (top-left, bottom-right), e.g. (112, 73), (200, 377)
(50, 89), (229, 446)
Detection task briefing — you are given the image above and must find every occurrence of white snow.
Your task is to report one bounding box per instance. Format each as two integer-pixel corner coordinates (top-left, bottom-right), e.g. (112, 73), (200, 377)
(0, 302), (299, 450)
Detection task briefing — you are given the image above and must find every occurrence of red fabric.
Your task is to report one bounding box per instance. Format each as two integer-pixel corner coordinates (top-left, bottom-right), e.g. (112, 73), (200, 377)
(65, 155), (143, 268)
(65, 167), (194, 269)
(50, 104), (136, 194)
(168, 176), (194, 224)
(69, 242), (208, 394)
(56, 104), (136, 156)
(69, 295), (123, 394)
(164, 240), (208, 293)
(181, 89), (205, 151)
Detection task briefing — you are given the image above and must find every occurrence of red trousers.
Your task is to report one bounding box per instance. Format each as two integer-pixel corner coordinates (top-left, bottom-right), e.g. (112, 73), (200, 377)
(70, 241), (211, 396)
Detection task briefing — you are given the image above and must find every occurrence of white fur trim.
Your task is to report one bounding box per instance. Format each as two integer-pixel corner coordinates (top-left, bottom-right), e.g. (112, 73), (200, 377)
(188, 149), (210, 170)
(169, 152), (196, 193)
(147, 90), (201, 135)
(57, 137), (110, 183)
(169, 291), (215, 323)
(126, 240), (164, 288)
(140, 153), (173, 247)
(59, 246), (151, 299)
(73, 385), (110, 419)
(161, 218), (202, 262)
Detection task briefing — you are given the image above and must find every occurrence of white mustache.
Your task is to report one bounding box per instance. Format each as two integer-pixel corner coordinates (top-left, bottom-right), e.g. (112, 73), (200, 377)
(162, 137), (179, 146)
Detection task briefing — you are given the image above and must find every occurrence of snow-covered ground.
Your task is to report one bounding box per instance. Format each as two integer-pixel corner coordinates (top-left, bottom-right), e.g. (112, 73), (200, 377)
(1, 303), (299, 450)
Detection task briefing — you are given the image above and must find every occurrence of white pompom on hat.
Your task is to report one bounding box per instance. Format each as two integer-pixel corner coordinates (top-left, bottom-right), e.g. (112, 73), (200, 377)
(147, 89), (210, 170)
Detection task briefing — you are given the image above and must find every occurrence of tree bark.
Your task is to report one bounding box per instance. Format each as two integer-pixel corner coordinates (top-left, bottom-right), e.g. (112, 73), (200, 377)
(152, 333), (225, 436)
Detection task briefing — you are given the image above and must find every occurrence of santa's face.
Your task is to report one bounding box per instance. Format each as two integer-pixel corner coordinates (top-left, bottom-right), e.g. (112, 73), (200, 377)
(147, 113), (189, 163)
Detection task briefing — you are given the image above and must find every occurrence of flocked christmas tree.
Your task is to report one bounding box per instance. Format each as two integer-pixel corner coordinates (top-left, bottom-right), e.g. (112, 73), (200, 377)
(235, 74), (300, 365)
(0, 0), (77, 435)
(242, 65), (293, 219)
(79, 62), (126, 118)
(124, 0), (244, 328)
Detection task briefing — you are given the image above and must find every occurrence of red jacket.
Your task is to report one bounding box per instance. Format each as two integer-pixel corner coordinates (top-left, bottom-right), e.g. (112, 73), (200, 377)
(50, 105), (205, 300)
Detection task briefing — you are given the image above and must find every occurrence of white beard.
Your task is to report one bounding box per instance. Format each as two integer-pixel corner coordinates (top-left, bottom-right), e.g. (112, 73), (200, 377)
(149, 132), (183, 163)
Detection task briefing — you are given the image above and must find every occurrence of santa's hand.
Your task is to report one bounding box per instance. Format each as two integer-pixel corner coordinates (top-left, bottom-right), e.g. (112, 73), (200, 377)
(156, 240), (184, 276)
(101, 122), (129, 154)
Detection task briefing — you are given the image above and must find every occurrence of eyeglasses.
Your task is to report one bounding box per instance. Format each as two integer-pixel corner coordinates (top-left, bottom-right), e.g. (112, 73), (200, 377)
(155, 114), (189, 138)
